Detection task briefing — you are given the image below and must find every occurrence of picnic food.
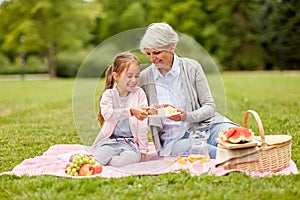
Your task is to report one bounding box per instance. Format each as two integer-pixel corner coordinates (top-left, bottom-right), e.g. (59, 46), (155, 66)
(93, 162), (103, 174)
(178, 156), (187, 165)
(146, 105), (159, 115)
(78, 164), (94, 176)
(220, 127), (254, 144)
(188, 154), (211, 163)
(163, 105), (178, 115)
(65, 154), (102, 176)
(146, 104), (178, 115)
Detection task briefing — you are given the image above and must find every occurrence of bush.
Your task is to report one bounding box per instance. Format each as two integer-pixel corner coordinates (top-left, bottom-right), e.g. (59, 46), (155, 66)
(56, 50), (89, 77)
(25, 56), (48, 74)
(0, 54), (49, 74)
(0, 53), (19, 74)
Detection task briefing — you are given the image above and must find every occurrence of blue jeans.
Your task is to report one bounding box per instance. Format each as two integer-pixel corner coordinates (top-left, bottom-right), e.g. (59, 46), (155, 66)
(171, 122), (239, 159)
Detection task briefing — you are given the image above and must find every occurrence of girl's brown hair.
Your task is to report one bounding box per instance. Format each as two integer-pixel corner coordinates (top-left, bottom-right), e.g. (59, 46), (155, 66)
(98, 52), (139, 126)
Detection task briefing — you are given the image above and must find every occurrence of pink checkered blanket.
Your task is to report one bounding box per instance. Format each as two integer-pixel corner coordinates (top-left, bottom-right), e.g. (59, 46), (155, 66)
(0, 143), (298, 178)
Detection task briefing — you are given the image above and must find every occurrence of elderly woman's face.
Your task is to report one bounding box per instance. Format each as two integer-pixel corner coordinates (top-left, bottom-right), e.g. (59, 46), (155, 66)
(145, 49), (173, 68)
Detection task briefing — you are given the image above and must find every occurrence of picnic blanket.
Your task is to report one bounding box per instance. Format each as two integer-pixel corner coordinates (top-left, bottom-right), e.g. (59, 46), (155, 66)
(0, 142), (298, 178)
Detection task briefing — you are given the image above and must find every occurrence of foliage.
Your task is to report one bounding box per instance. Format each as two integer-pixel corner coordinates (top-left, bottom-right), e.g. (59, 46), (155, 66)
(56, 49), (92, 77)
(25, 56), (48, 74)
(0, 0), (299, 76)
(0, 52), (12, 73)
(255, 0), (300, 70)
(0, 72), (299, 199)
(209, 0), (267, 70)
(0, 0), (103, 77)
(92, 0), (146, 43)
(0, 53), (47, 74)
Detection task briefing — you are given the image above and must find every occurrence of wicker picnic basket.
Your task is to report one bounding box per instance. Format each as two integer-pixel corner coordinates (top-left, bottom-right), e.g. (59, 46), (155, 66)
(227, 110), (292, 172)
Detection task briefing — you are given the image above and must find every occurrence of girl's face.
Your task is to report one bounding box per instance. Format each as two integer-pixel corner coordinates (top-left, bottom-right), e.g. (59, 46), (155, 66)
(145, 49), (173, 69)
(113, 63), (140, 97)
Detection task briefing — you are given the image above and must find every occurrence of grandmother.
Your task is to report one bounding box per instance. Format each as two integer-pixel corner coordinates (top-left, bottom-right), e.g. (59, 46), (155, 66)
(139, 22), (239, 158)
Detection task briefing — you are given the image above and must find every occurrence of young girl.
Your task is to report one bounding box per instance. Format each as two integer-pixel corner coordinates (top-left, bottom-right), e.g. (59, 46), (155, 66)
(92, 52), (149, 167)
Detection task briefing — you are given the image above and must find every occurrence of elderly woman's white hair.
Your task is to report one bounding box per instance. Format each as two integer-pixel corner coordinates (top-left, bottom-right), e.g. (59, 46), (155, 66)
(140, 22), (179, 53)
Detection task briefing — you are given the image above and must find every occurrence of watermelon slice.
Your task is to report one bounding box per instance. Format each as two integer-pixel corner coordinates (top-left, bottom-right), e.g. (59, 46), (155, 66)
(220, 127), (254, 144)
(220, 128), (236, 141)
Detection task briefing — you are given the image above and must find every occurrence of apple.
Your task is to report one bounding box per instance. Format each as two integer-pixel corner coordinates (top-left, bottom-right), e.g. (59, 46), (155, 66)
(78, 164), (94, 176)
(92, 162), (102, 174)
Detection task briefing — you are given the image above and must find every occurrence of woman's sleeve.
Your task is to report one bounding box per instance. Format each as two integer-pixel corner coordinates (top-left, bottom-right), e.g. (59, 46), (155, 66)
(185, 61), (216, 122)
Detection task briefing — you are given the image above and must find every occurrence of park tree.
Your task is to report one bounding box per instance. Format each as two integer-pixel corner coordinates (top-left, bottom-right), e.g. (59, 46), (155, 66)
(148, 0), (214, 47)
(141, 0), (264, 70)
(200, 0), (299, 70)
(0, 0), (299, 75)
(92, 0), (147, 44)
(0, 0), (103, 78)
(206, 0), (267, 70)
(145, 0), (299, 70)
(256, 0), (300, 70)
(143, 0), (221, 61)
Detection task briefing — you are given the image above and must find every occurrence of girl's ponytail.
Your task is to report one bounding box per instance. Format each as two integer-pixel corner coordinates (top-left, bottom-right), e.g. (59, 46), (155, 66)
(103, 65), (114, 91)
(98, 65), (114, 126)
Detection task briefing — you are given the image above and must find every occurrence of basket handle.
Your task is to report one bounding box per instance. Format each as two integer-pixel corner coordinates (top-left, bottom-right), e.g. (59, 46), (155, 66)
(243, 110), (266, 146)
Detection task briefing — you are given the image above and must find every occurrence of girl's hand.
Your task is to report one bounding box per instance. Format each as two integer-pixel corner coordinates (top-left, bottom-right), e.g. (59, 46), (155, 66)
(141, 153), (147, 162)
(130, 107), (148, 120)
(134, 138), (147, 162)
(167, 108), (187, 121)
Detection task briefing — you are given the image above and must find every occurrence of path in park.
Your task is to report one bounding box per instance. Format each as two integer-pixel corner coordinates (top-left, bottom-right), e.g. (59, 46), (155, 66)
(0, 74), (50, 81)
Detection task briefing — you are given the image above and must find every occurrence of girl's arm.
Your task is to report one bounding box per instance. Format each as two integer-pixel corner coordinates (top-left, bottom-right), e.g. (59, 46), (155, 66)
(130, 107), (148, 121)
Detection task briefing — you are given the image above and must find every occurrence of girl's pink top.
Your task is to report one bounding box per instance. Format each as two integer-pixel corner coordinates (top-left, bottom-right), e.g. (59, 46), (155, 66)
(93, 86), (149, 154)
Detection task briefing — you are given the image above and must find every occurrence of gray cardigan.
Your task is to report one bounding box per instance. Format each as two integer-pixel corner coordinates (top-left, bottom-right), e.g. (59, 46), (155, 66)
(139, 57), (230, 154)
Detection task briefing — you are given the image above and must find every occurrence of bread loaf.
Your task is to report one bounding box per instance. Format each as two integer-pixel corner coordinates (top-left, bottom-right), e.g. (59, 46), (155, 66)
(162, 105), (178, 115)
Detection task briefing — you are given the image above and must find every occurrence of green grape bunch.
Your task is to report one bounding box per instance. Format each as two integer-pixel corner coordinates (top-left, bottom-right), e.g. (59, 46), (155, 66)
(65, 154), (102, 176)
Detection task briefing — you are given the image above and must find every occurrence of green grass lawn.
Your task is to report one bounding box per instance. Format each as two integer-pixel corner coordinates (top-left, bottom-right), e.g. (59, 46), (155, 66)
(0, 71), (299, 200)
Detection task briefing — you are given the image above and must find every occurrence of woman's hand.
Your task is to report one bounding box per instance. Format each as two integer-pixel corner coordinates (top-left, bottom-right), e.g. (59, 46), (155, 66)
(167, 108), (187, 121)
(130, 107), (148, 120)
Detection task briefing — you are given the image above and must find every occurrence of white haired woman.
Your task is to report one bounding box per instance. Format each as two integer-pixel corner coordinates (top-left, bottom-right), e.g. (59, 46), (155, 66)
(139, 22), (239, 159)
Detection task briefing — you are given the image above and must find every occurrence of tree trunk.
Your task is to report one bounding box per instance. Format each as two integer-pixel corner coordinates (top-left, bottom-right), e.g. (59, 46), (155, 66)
(45, 48), (57, 78)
